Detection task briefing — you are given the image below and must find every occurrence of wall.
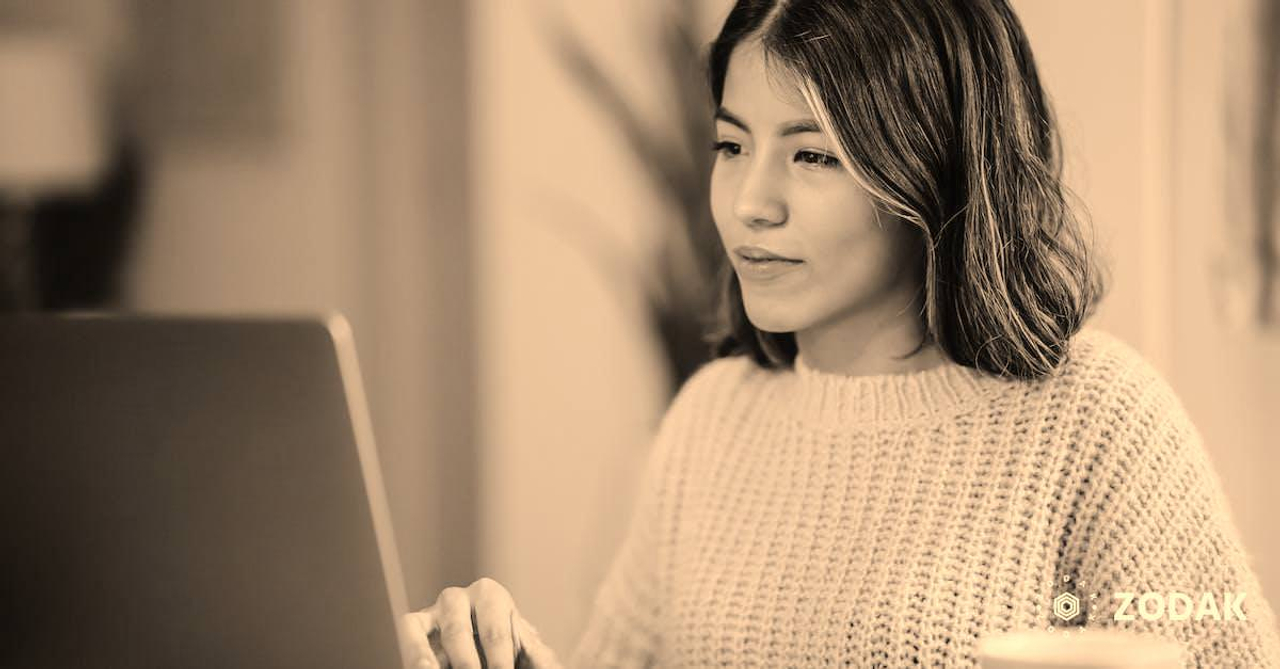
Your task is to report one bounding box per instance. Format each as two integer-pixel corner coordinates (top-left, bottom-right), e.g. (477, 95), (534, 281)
(1166, 0), (1280, 607)
(124, 0), (475, 608)
(470, 0), (678, 655)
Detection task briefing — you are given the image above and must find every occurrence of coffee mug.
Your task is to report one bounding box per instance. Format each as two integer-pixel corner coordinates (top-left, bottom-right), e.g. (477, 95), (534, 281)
(975, 629), (1185, 669)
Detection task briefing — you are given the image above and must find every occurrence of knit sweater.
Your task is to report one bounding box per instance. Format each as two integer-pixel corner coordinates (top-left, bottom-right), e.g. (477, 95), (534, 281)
(567, 327), (1280, 668)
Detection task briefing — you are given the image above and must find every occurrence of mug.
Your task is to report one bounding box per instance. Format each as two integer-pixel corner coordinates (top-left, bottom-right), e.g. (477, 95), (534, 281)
(975, 629), (1185, 669)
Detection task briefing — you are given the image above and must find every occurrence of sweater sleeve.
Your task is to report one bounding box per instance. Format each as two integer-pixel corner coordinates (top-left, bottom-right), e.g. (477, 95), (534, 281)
(566, 358), (729, 668)
(1070, 372), (1280, 667)
(565, 460), (666, 669)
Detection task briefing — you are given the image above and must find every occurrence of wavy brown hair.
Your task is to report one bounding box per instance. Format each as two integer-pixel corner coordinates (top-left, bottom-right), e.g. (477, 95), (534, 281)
(704, 0), (1106, 379)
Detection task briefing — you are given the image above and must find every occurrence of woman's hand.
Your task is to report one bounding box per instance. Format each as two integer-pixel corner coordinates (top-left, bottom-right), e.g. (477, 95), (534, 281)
(402, 577), (563, 669)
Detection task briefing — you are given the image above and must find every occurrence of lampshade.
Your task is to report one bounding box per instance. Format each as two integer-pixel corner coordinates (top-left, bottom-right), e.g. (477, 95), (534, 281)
(0, 34), (106, 194)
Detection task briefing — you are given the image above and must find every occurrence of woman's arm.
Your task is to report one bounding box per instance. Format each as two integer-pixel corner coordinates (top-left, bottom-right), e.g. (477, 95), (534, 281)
(566, 478), (666, 669)
(1068, 390), (1280, 667)
(565, 358), (747, 665)
(566, 401), (685, 669)
(566, 357), (733, 668)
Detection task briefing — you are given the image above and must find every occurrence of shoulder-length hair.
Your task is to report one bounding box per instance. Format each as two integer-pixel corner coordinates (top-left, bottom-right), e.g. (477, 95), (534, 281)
(703, 0), (1106, 379)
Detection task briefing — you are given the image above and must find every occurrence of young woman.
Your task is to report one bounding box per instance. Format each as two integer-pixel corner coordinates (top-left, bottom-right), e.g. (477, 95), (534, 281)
(406, 1), (1280, 666)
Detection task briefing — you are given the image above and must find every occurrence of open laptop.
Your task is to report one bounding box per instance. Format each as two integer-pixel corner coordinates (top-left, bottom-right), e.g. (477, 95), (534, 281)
(0, 313), (411, 668)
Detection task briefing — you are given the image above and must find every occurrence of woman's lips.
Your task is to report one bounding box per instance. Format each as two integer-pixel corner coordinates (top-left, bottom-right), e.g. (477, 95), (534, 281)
(734, 244), (801, 262)
(736, 257), (805, 282)
(732, 245), (805, 282)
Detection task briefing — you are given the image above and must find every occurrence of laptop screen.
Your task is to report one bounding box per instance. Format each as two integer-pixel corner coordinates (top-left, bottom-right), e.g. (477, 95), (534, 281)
(0, 313), (409, 669)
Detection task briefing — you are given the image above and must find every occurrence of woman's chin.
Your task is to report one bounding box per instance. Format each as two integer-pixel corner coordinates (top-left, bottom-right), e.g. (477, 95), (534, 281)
(744, 305), (806, 334)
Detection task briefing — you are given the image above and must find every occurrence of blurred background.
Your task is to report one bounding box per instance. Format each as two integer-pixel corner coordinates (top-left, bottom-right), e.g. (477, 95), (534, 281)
(1, 0), (1278, 657)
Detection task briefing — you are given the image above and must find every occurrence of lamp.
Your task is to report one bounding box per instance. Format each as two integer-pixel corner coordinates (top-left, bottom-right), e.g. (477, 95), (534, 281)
(0, 34), (107, 310)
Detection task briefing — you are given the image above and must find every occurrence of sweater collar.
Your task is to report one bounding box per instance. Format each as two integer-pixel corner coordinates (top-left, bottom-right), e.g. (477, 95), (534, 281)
(788, 351), (1009, 426)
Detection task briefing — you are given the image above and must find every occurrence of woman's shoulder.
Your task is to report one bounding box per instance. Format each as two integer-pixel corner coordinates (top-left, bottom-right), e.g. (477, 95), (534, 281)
(641, 355), (767, 470)
(679, 353), (763, 392)
(1052, 325), (1191, 431)
(652, 353), (779, 439)
(1060, 326), (1165, 384)
(667, 354), (767, 416)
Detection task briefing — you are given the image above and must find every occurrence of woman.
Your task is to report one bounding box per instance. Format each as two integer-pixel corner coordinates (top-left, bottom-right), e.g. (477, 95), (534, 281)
(407, 0), (1280, 666)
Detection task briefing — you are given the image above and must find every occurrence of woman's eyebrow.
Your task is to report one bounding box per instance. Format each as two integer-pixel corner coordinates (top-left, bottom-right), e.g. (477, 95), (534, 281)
(779, 119), (821, 136)
(715, 108), (822, 137)
(715, 107), (750, 132)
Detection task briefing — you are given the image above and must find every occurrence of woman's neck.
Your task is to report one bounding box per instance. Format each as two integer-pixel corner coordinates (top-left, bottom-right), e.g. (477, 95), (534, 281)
(794, 294), (945, 378)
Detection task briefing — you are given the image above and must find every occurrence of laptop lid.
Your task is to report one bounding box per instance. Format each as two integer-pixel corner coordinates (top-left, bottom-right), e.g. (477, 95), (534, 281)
(0, 313), (410, 669)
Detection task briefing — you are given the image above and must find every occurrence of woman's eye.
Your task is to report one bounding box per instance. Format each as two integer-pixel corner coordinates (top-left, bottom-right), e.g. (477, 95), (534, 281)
(795, 150), (840, 168)
(711, 140), (742, 157)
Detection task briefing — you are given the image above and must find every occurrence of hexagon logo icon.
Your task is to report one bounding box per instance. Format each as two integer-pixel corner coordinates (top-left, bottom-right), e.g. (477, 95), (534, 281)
(1053, 592), (1081, 622)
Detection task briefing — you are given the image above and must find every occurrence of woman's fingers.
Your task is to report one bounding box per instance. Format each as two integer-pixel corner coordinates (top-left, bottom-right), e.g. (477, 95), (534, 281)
(513, 613), (563, 669)
(435, 587), (484, 669)
(402, 610), (447, 669)
(467, 578), (518, 669)
(413, 578), (538, 669)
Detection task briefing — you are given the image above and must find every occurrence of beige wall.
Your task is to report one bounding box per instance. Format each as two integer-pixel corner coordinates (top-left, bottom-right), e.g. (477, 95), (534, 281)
(1165, 0), (1280, 607)
(124, 0), (475, 607)
(1014, 0), (1151, 351)
(470, 0), (678, 654)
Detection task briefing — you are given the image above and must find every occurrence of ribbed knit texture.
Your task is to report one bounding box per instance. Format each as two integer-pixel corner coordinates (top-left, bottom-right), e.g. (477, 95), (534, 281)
(567, 327), (1280, 668)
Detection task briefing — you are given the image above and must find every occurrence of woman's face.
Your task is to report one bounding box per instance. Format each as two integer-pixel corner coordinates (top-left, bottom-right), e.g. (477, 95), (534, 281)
(710, 42), (923, 335)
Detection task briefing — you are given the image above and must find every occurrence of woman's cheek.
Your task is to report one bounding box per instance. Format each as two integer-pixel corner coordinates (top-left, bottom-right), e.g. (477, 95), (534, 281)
(708, 171), (737, 239)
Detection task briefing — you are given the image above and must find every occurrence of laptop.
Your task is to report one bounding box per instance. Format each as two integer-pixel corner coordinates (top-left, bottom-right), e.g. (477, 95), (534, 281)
(0, 313), (411, 668)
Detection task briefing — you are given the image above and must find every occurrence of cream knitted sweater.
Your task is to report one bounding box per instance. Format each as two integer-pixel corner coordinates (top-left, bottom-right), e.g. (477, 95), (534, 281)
(567, 328), (1280, 668)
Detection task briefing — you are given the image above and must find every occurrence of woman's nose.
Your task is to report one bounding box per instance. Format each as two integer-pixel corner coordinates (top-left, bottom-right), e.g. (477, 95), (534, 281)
(732, 165), (787, 228)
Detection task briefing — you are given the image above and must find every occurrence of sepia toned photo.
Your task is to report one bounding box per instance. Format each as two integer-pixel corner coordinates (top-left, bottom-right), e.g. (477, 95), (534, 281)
(2, 0), (1279, 667)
